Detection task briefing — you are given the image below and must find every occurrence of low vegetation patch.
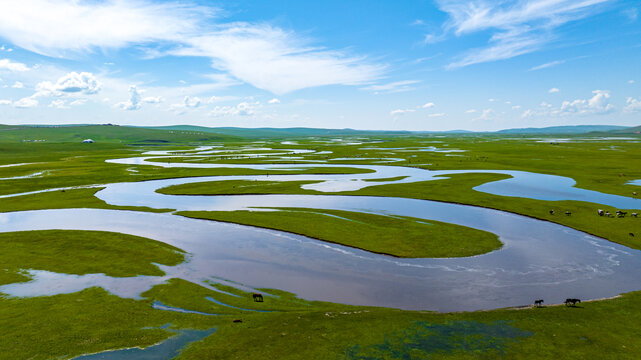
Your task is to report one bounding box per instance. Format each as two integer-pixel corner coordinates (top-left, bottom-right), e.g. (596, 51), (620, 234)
(0, 230), (185, 285)
(176, 208), (501, 258)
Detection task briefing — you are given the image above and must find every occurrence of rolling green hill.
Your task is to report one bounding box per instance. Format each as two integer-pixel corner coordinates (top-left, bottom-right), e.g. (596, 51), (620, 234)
(496, 125), (628, 134)
(141, 125), (412, 138)
(0, 124), (238, 143)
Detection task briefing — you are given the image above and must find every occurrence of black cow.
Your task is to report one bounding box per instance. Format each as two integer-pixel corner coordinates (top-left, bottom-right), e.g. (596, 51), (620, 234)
(534, 299), (544, 307)
(252, 293), (264, 302)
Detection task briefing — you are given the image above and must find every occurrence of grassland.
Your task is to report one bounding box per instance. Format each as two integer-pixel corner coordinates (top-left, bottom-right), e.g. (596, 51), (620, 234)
(2, 125), (641, 359)
(177, 208), (501, 258)
(0, 230), (185, 285)
(161, 173), (641, 252)
(5, 273), (641, 359)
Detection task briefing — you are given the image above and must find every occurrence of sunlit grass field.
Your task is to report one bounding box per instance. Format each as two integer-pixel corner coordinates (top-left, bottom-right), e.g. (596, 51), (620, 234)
(1, 125), (641, 359)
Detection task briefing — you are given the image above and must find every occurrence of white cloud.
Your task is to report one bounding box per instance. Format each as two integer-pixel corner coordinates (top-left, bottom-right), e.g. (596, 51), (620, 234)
(548, 87), (560, 93)
(390, 109), (415, 116)
(170, 96), (202, 113)
(523, 90), (616, 118)
(0, 2), (383, 94)
(207, 95), (239, 103)
(475, 108), (495, 121)
(0, 0), (206, 56)
(560, 90), (614, 115)
(268, 98), (280, 104)
(0, 99), (11, 105)
(116, 85), (141, 110)
(422, 102), (435, 108)
(178, 25), (383, 94)
(36, 71), (101, 97)
(465, 109), (477, 113)
(210, 101), (257, 117)
(624, 97), (641, 113)
(428, 113), (446, 117)
(142, 96), (162, 104)
(529, 60), (565, 71)
(628, 80), (635, 84)
(48, 98), (86, 109)
(69, 99), (87, 106)
(488, 98), (496, 102)
(512, 105), (521, 110)
(0, 58), (29, 72)
(521, 109), (534, 118)
(11, 81), (24, 88)
(438, 0), (610, 68)
(114, 84), (161, 110)
(362, 80), (419, 94)
(13, 96), (37, 108)
(622, 8), (638, 21)
(48, 99), (68, 109)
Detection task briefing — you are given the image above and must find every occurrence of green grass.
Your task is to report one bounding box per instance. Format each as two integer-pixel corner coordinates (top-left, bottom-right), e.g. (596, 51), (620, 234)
(158, 180), (322, 195)
(2, 130), (641, 358)
(341, 174), (641, 251)
(0, 187), (174, 213)
(176, 290), (641, 360)
(176, 208), (501, 258)
(0, 230), (185, 285)
(0, 287), (219, 360)
(0, 124), (238, 143)
(162, 174), (641, 252)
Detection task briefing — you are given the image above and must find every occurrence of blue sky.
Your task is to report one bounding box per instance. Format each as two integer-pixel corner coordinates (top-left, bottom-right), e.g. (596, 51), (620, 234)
(0, 0), (639, 131)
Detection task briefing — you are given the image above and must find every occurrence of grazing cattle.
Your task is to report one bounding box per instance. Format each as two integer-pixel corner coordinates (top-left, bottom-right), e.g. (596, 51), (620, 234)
(564, 298), (581, 306)
(605, 211), (612, 217)
(616, 211), (627, 218)
(565, 211), (571, 216)
(549, 210), (555, 215)
(597, 209), (605, 216)
(633, 192), (638, 196)
(252, 293), (264, 302)
(630, 233), (635, 237)
(233, 319), (243, 323)
(534, 299), (544, 307)
(632, 213), (638, 217)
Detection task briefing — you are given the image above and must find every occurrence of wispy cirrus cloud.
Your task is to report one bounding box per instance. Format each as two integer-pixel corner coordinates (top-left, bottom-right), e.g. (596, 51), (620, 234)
(529, 60), (566, 71)
(361, 80), (420, 94)
(433, 0), (611, 69)
(0, 0), (208, 56)
(0, 1), (383, 94)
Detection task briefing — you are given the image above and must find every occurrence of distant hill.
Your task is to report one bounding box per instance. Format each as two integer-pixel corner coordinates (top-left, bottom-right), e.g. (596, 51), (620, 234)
(496, 125), (628, 134)
(141, 125), (412, 138)
(609, 125), (641, 134)
(0, 124), (238, 143)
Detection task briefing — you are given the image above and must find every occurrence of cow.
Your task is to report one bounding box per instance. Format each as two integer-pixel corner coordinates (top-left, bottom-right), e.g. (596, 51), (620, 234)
(597, 209), (605, 216)
(565, 211), (572, 216)
(549, 210), (555, 215)
(252, 293), (264, 302)
(632, 213), (638, 217)
(534, 299), (544, 307)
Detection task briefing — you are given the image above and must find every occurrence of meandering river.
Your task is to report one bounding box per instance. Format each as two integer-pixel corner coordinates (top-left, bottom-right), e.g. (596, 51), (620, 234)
(2, 146), (640, 312)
